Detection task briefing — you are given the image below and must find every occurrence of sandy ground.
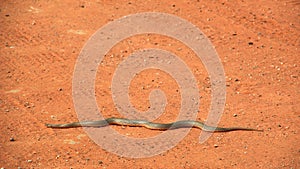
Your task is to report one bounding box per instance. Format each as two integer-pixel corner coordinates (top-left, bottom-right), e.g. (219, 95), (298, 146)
(1, 0), (299, 168)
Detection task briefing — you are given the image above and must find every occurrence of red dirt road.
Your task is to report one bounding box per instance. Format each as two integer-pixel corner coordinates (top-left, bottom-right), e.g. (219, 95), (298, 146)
(1, 0), (299, 168)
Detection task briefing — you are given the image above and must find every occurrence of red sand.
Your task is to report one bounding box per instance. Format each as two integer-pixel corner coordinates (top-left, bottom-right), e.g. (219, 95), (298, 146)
(1, 0), (299, 168)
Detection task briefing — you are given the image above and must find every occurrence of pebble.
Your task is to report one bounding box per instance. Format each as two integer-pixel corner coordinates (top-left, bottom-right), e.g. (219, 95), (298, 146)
(24, 102), (30, 108)
(213, 144), (218, 148)
(9, 137), (15, 142)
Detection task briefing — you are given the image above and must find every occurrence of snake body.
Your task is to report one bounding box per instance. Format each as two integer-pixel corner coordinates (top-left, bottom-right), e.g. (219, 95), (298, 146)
(45, 117), (262, 132)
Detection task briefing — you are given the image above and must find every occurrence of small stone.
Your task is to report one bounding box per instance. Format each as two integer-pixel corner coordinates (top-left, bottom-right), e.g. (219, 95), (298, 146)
(98, 160), (103, 165)
(233, 114), (238, 117)
(214, 144), (218, 148)
(9, 137), (15, 142)
(24, 102), (30, 108)
(248, 42), (254, 45)
(27, 160), (32, 163)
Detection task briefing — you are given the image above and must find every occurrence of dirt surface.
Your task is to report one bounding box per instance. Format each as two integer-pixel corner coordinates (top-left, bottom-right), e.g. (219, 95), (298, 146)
(1, 0), (299, 168)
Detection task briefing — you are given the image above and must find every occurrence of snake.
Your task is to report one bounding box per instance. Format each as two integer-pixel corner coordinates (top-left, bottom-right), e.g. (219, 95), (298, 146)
(45, 117), (262, 132)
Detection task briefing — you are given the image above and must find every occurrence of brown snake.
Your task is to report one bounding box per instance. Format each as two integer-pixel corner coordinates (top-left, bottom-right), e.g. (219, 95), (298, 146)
(45, 117), (262, 132)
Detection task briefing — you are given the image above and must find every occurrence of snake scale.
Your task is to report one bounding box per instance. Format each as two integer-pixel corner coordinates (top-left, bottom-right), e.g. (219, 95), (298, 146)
(45, 117), (262, 132)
